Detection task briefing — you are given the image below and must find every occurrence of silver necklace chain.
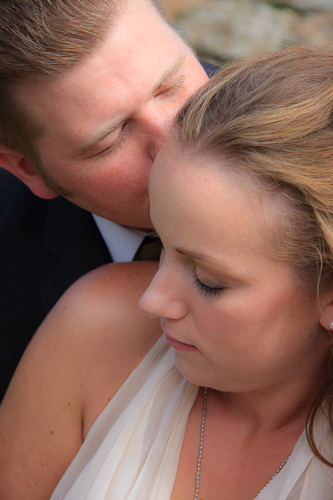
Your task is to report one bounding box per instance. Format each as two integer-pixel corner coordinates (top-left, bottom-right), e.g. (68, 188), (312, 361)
(255, 455), (290, 498)
(194, 387), (208, 500)
(193, 387), (291, 500)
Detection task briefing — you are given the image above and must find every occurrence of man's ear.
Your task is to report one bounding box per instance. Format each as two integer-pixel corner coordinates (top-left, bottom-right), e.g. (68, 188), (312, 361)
(0, 145), (58, 199)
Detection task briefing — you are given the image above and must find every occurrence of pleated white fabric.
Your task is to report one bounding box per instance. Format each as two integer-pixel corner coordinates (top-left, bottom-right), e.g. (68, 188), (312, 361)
(50, 335), (333, 500)
(50, 336), (198, 500)
(257, 416), (333, 500)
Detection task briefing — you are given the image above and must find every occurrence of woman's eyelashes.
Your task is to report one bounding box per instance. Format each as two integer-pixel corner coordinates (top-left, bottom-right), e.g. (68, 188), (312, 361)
(193, 275), (225, 298)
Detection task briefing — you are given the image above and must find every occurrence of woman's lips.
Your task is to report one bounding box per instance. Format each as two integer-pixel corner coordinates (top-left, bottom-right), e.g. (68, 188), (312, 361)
(160, 319), (197, 351)
(164, 334), (198, 351)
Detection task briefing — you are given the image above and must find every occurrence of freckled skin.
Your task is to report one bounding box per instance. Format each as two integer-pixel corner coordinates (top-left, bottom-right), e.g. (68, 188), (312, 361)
(14, 0), (207, 228)
(0, 261), (161, 500)
(141, 143), (329, 394)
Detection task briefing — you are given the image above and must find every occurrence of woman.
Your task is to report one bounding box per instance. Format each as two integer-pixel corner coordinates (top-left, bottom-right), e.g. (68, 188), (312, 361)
(1, 46), (333, 499)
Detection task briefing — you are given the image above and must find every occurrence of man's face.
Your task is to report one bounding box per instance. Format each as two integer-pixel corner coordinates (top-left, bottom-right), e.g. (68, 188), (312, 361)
(18, 0), (208, 228)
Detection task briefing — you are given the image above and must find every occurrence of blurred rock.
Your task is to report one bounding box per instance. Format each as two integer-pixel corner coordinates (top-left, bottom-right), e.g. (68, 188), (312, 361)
(293, 11), (333, 50)
(175, 0), (298, 63)
(282, 0), (333, 10)
(173, 0), (333, 64)
(160, 0), (204, 20)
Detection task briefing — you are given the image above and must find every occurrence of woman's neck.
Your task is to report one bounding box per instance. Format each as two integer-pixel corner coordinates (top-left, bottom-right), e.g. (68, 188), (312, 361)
(215, 369), (324, 434)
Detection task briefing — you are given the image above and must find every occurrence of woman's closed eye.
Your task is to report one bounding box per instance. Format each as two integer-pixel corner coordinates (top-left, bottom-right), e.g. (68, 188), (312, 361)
(193, 275), (225, 298)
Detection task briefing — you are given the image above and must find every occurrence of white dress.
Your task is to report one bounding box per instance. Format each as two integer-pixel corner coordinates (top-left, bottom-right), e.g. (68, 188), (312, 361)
(50, 336), (333, 500)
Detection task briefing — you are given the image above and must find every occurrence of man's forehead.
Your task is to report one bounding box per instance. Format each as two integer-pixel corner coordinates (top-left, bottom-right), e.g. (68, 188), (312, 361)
(15, 0), (192, 153)
(20, 0), (181, 99)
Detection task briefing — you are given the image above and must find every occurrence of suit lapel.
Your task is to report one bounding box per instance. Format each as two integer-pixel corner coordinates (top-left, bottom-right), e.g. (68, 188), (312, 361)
(40, 198), (111, 313)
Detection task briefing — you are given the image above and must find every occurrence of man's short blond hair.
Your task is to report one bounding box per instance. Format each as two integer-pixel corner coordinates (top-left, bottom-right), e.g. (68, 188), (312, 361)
(0, 0), (167, 179)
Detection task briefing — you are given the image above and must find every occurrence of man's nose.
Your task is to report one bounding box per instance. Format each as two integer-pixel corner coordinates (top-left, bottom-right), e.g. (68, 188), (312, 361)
(149, 128), (168, 161)
(139, 105), (177, 160)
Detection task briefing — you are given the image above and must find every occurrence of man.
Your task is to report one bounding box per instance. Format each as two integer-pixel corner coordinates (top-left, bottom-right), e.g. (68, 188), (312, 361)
(0, 0), (215, 398)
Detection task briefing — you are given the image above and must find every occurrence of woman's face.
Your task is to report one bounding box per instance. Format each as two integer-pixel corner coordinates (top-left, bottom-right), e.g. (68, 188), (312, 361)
(140, 142), (330, 393)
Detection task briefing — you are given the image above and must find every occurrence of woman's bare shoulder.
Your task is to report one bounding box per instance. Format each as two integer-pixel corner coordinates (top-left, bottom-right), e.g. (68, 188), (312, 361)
(51, 261), (162, 431)
(41, 261), (158, 347)
(0, 261), (161, 500)
(65, 261), (158, 328)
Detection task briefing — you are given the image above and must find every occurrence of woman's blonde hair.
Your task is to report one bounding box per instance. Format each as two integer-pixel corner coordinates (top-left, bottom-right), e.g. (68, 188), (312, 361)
(176, 46), (333, 465)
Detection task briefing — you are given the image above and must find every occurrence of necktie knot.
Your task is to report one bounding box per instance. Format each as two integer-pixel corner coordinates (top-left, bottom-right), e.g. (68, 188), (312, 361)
(134, 235), (162, 261)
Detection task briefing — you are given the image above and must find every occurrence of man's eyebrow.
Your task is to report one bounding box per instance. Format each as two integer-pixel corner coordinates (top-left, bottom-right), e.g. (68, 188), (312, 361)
(72, 117), (128, 158)
(155, 54), (186, 91)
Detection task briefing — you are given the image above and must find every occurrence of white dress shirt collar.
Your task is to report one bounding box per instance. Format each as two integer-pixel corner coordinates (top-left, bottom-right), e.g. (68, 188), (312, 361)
(92, 214), (151, 262)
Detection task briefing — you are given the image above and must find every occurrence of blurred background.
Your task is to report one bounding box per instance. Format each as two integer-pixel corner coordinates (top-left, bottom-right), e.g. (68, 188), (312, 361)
(161, 0), (333, 65)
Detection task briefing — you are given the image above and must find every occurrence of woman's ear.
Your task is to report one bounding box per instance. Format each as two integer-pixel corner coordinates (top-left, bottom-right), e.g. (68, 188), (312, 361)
(319, 290), (333, 331)
(0, 146), (57, 199)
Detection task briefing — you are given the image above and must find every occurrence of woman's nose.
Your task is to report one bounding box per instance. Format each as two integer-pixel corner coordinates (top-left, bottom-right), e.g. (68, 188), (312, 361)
(139, 266), (188, 320)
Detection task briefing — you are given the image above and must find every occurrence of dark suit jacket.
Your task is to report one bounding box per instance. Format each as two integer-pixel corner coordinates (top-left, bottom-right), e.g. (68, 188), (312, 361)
(0, 170), (111, 398)
(0, 60), (219, 400)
